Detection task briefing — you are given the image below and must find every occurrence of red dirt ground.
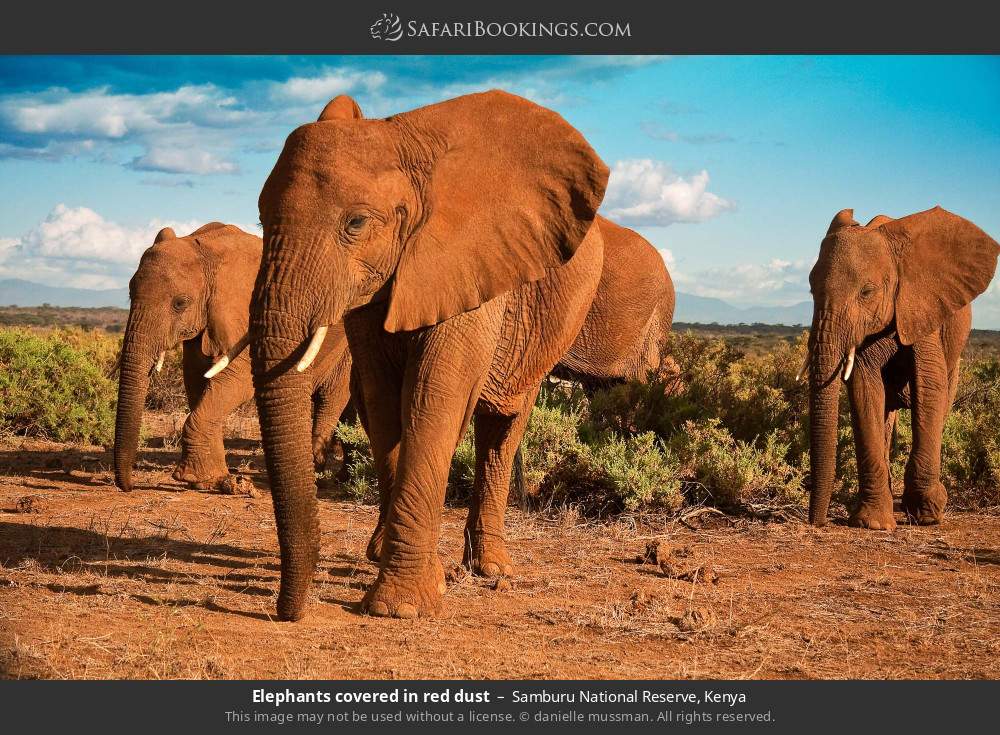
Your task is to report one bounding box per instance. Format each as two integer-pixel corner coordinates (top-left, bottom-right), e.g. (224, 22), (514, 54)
(1, 417), (998, 680)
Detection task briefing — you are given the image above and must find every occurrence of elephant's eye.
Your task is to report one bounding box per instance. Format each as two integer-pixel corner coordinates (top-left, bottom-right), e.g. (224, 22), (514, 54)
(172, 295), (191, 312)
(345, 214), (368, 235)
(860, 283), (877, 300)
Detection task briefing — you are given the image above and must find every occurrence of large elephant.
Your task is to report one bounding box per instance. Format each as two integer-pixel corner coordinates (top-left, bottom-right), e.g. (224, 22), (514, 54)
(250, 91), (610, 621)
(113, 223), (352, 493)
(362, 215), (676, 577)
(804, 207), (999, 529)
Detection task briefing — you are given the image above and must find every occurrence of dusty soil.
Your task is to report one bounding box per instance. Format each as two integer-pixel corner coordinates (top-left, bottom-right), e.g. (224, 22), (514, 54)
(1, 417), (998, 680)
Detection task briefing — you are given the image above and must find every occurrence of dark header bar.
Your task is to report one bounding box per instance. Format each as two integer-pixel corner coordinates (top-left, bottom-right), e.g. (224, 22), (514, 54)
(2, 0), (999, 53)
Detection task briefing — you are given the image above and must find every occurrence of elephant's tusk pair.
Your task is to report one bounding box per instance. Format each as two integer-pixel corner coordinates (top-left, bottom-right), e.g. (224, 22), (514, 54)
(204, 334), (250, 379)
(795, 351), (810, 383)
(154, 351), (166, 373)
(842, 347), (856, 382)
(296, 326), (328, 373)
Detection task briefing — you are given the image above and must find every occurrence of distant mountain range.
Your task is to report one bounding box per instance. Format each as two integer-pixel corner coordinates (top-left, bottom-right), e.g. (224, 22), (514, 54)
(0, 277), (812, 326)
(674, 292), (810, 326)
(1, 279), (129, 309)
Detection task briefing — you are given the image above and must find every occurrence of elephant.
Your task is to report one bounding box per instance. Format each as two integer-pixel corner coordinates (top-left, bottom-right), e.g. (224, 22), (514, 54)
(363, 214), (677, 577)
(804, 207), (999, 530)
(250, 90), (611, 621)
(112, 222), (353, 493)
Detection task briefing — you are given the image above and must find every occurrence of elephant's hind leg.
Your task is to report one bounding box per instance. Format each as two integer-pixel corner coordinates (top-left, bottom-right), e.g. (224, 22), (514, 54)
(464, 382), (540, 578)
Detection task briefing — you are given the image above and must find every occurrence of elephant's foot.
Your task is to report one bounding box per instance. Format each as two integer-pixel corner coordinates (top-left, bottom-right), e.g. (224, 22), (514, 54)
(902, 482), (947, 525)
(171, 454), (229, 490)
(365, 521), (384, 564)
(848, 494), (897, 531)
(463, 529), (514, 578)
(360, 554), (446, 619)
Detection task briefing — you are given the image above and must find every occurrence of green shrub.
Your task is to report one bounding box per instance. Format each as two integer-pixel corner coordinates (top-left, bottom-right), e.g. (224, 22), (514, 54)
(536, 432), (682, 514)
(520, 398), (588, 493)
(334, 419), (378, 502)
(0, 327), (116, 444)
(672, 418), (806, 509)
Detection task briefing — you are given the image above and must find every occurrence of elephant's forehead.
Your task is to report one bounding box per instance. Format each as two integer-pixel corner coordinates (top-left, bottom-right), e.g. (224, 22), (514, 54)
(283, 121), (397, 173)
(266, 121), (405, 205)
(136, 242), (203, 282)
(815, 231), (891, 283)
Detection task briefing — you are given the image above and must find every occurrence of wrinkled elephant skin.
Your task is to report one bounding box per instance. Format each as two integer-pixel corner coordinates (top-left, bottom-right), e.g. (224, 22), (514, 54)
(112, 224), (352, 494)
(805, 207), (999, 529)
(250, 91), (611, 621)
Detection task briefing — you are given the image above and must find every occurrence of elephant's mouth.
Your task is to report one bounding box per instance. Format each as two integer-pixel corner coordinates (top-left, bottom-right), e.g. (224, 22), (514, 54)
(796, 345), (856, 384)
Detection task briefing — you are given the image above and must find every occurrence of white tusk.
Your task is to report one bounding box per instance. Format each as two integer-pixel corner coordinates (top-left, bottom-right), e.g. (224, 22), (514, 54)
(203, 333), (250, 379)
(154, 351), (165, 373)
(204, 355), (229, 379)
(296, 326), (328, 373)
(842, 346), (856, 382)
(795, 350), (810, 383)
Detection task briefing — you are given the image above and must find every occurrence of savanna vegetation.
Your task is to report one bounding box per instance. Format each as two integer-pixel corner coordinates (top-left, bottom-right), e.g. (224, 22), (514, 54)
(2, 319), (999, 518)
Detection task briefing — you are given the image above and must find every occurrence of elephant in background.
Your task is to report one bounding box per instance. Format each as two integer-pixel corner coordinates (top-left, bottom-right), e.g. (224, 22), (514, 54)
(112, 223), (352, 493)
(250, 90), (609, 621)
(804, 207), (999, 529)
(457, 215), (676, 577)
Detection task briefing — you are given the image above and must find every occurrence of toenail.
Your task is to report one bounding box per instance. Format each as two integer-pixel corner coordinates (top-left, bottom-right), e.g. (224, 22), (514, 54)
(395, 603), (418, 619)
(367, 601), (390, 617)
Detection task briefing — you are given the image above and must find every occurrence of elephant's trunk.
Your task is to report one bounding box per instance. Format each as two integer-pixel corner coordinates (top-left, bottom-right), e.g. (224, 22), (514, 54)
(251, 235), (337, 621)
(807, 314), (844, 526)
(113, 314), (156, 492)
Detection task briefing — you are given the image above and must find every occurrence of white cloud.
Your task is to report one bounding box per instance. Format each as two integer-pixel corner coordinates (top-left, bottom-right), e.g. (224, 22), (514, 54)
(269, 70), (387, 104)
(0, 204), (208, 289)
(129, 147), (237, 175)
(669, 257), (812, 307)
(0, 84), (247, 175)
(603, 159), (734, 227)
(971, 280), (1000, 330)
(2, 84), (249, 139)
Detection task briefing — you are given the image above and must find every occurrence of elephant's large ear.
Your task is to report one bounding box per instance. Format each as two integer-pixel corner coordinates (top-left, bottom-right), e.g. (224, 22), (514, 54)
(383, 90), (609, 332)
(195, 225), (263, 359)
(887, 206), (1000, 345)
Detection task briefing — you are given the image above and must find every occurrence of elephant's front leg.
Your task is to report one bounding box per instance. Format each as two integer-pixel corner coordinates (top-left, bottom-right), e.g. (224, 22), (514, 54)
(847, 364), (896, 530)
(464, 383), (540, 578)
(362, 317), (497, 619)
(902, 336), (950, 524)
(173, 354), (254, 489)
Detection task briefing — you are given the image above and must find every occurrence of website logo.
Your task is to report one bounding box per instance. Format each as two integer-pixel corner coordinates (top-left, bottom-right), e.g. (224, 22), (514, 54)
(370, 13), (404, 42)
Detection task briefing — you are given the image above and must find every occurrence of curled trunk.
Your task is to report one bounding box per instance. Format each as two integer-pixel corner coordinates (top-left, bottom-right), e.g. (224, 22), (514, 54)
(808, 330), (842, 526)
(113, 328), (154, 492)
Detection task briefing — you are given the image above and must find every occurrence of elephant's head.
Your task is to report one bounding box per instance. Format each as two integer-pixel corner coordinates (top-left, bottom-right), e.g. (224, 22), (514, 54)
(805, 206), (999, 525)
(251, 90), (608, 620)
(113, 223), (261, 491)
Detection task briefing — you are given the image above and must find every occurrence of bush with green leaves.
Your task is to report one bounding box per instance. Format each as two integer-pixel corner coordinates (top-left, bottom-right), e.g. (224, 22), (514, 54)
(671, 418), (805, 509)
(0, 327), (117, 444)
(333, 419), (378, 502)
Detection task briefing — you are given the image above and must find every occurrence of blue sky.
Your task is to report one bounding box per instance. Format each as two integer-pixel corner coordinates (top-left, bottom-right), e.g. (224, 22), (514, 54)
(1, 55), (998, 324)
